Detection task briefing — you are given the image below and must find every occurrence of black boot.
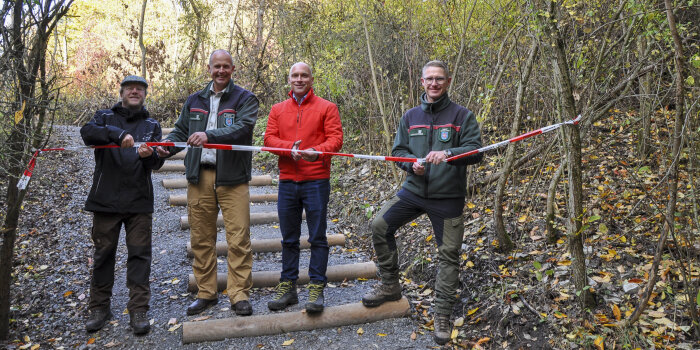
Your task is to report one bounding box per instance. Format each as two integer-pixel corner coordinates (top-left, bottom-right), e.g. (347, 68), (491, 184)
(85, 308), (112, 332)
(130, 311), (151, 335)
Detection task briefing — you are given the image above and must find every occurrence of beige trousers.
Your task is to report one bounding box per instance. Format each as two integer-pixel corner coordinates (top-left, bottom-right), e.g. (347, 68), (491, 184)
(188, 169), (252, 303)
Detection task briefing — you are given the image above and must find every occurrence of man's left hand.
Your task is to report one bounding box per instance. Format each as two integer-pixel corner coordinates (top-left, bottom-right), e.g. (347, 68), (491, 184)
(424, 150), (447, 165)
(187, 132), (208, 147)
(300, 148), (319, 162)
(138, 143), (154, 158)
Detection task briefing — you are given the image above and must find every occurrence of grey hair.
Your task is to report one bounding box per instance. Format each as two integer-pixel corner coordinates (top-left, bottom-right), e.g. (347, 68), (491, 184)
(422, 60), (450, 78)
(209, 49), (234, 65)
(289, 62), (313, 77)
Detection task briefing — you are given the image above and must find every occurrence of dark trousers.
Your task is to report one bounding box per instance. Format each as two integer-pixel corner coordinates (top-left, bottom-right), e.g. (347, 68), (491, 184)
(89, 212), (152, 312)
(278, 179), (330, 283)
(371, 189), (465, 314)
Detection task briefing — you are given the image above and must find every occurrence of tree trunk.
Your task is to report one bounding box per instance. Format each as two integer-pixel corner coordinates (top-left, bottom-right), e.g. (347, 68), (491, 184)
(542, 0), (594, 309)
(636, 36), (652, 160)
(138, 0), (148, 78)
(545, 160), (566, 243)
(627, 0), (698, 337)
(448, 0), (476, 97)
(0, 0), (72, 339)
(357, 0), (398, 183)
(493, 39), (538, 253)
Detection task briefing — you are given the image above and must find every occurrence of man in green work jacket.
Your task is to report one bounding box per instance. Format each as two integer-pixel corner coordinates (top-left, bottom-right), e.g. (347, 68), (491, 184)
(362, 60), (483, 345)
(157, 50), (259, 316)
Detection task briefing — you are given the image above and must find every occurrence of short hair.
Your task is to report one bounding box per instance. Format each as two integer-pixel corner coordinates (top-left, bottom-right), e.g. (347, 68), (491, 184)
(422, 60), (450, 78)
(289, 62), (313, 77)
(209, 49), (234, 66)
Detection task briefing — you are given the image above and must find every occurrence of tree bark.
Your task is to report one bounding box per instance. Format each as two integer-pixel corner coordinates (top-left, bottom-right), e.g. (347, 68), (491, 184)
(357, 0), (398, 183)
(542, 0), (594, 309)
(493, 39), (538, 253)
(138, 0), (148, 78)
(0, 0), (72, 339)
(636, 36), (652, 160)
(627, 0), (697, 337)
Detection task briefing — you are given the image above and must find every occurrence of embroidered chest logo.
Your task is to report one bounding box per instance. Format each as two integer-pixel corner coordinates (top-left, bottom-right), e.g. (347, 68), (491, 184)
(438, 127), (451, 142)
(223, 113), (235, 127)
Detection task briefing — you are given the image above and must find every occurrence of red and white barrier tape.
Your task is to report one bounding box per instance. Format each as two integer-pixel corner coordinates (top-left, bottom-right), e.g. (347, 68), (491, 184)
(18, 115), (581, 189)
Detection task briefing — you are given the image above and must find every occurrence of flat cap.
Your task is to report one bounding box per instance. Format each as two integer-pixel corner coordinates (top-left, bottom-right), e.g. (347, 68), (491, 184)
(120, 75), (148, 88)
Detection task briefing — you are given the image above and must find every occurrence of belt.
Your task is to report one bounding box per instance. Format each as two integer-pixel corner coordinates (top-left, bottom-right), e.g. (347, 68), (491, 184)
(200, 163), (216, 170)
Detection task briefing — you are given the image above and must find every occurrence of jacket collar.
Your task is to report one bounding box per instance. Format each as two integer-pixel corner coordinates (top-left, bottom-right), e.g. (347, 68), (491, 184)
(200, 79), (235, 99)
(420, 92), (451, 114)
(112, 102), (149, 120)
(288, 87), (316, 106)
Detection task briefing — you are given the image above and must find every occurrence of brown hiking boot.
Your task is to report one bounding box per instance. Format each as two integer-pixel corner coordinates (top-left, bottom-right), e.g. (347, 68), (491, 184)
(361, 282), (402, 307)
(433, 313), (452, 345)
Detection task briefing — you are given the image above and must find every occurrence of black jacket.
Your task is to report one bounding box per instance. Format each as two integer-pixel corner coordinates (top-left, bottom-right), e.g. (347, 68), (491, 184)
(80, 103), (164, 213)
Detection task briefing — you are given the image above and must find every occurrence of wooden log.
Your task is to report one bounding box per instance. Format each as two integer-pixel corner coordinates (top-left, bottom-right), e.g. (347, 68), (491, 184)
(155, 162), (185, 172)
(182, 297), (410, 344)
(180, 211), (299, 230)
(185, 234), (346, 257)
(170, 150), (186, 160)
(187, 261), (377, 292)
(169, 193), (278, 206)
(162, 175), (273, 189)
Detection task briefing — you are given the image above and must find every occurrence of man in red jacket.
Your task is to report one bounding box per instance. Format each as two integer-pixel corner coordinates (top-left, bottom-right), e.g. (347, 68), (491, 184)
(264, 62), (343, 313)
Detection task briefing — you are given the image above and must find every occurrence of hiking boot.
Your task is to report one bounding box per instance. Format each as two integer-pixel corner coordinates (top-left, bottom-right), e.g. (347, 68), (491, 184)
(305, 281), (325, 314)
(361, 282), (402, 307)
(233, 300), (253, 316)
(129, 311), (150, 335)
(85, 308), (112, 332)
(433, 313), (452, 345)
(268, 281), (298, 311)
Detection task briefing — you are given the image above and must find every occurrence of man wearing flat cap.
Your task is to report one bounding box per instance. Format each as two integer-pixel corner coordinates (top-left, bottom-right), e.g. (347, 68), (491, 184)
(80, 75), (164, 335)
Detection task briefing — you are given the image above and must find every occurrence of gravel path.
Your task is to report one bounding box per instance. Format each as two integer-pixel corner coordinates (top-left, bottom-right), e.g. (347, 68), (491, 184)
(4, 126), (435, 349)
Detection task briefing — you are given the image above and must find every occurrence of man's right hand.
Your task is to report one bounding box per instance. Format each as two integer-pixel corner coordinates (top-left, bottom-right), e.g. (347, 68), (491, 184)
(121, 134), (134, 148)
(291, 140), (302, 161)
(156, 146), (170, 158)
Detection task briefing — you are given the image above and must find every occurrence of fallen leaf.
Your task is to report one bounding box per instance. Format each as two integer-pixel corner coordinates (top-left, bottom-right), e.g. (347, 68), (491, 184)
(282, 339), (295, 346)
(377, 333), (387, 336)
(594, 336), (604, 350)
(104, 341), (121, 348)
(454, 317), (464, 327)
(63, 291), (73, 298)
(168, 317), (177, 325)
(168, 324), (182, 332)
(421, 288), (432, 296)
(193, 315), (211, 322)
(554, 311), (567, 319)
(426, 235), (433, 242)
(612, 305), (621, 321)
(476, 337), (490, 345)
(450, 328), (458, 339)
(87, 338), (95, 344)
(410, 331), (416, 340)
(357, 327), (364, 335)
(558, 260), (572, 266)
(30, 345), (39, 350)
(467, 307), (479, 316)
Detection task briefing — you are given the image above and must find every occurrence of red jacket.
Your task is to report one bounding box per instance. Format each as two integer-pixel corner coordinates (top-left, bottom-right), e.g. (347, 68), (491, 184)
(264, 88), (343, 181)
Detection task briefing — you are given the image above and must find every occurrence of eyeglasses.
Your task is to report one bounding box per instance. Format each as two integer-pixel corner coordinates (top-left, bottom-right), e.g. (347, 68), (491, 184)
(423, 77), (447, 84)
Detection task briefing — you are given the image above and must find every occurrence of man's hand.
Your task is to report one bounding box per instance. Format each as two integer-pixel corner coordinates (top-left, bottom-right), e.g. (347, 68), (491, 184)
(300, 148), (319, 162)
(121, 134), (134, 148)
(412, 161), (425, 175)
(291, 140), (302, 161)
(138, 143), (154, 158)
(156, 146), (170, 158)
(424, 150), (447, 165)
(187, 131), (208, 147)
